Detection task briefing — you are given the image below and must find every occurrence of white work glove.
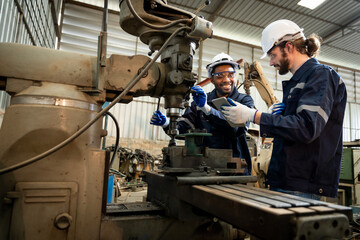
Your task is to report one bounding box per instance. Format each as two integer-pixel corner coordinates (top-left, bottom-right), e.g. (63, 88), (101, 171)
(268, 102), (285, 115)
(221, 98), (257, 124)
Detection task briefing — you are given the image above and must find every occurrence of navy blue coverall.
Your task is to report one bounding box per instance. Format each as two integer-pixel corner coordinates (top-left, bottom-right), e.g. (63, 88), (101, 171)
(176, 88), (254, 174)
(261, 58), (347, 197)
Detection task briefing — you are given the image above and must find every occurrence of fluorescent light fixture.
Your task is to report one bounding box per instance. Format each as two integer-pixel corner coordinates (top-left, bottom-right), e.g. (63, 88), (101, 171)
(297, 0), (326, 10)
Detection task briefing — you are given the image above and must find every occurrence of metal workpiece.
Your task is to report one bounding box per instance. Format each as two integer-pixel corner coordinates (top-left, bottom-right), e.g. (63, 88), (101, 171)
(165, 108), (181, 146)
(167, 116), (179, 147)
(180, 131), (211, 156)
(145, 172), (352, 240)
(160, 130), (247, 174)
(160, 145), (246, 175)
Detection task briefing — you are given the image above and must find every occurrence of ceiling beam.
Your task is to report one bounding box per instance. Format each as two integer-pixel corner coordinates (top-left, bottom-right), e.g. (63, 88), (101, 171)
(322, 44), (360, 56)
(322, 15), (360, 42)
(208, 0), (229, 22)
(322, 31), (356, 46)
(256, 0), (343, 27)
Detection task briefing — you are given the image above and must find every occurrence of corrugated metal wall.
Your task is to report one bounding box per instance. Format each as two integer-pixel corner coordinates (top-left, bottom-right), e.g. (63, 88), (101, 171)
(60, 2), (360, 142)
(0, 0), (60, 123)
(0, 0), (59, 48)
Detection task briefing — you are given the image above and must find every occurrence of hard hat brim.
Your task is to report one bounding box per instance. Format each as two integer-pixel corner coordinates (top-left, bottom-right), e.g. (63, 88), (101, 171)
(207, 60), (240, 77)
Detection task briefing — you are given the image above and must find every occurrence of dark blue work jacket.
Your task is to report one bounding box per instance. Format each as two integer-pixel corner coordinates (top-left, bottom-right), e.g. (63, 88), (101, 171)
(261, 58), (347, 197)
(177, 88), (254, 174)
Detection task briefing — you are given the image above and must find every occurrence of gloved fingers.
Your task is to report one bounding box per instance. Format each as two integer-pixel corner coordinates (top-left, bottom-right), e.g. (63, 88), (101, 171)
(222, 111), (230, 117)
(191, 85), (204, 93)
(150, 119), (159, 125)
(276, 102), (285, 108)
(272, 110), (283, 115)
(271, 103), (285, 115)
(226, 98), (235, 106)
(155, 110), (165, 116)
(273, 103), (285, 110)
(150, 111), (160, 121)
(220, 105), (232, 113)
(152, 113), (160, 119)
(191, 86), (205, 96)
(191, 86), (206, 108)
(269, 102), (285, 114)
(227, 98), (241, 106)
(272, 107), (284, 112)
(150, 117), (160, 124)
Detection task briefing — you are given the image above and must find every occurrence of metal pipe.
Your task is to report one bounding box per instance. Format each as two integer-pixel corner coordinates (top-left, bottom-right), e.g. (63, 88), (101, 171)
(102, 0), (108, 32)
(176, 175), (258, 185)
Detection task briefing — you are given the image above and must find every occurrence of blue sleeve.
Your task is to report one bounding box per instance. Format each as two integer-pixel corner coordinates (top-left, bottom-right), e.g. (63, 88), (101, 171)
(260, 67), (343, 143)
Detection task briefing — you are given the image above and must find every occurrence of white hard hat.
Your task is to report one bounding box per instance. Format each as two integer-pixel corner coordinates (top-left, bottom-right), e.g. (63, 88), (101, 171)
(260, 19), (305, 59)
(206, 52), (240, 77)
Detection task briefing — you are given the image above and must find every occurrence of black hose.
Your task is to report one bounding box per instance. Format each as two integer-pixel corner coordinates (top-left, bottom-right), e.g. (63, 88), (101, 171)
(0, 26), (190, 175)
(126, 0), (190, 30)
(106, 112), (119, 168)
(109, 168), (126, 177)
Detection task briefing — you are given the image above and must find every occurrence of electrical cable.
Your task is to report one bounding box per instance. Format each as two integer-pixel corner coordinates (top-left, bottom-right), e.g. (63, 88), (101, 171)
(126, 0), (190, 30)
(109, 168), (126, 177)
(0, 26), (190, 175)
(106, 112), (119, 168)
(236, 82), (244, 90)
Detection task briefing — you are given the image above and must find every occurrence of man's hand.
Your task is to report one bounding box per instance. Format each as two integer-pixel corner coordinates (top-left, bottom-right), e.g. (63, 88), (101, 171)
(191, 86), (207, 107)
(191, 86), (211, 115)
(221, 98), (257, 124)
(150, 110), (169, 127)
(268, 102), (285, 115)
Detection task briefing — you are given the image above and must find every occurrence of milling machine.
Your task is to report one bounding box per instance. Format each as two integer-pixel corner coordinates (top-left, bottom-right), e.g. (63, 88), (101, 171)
(0, 0), (354, 239)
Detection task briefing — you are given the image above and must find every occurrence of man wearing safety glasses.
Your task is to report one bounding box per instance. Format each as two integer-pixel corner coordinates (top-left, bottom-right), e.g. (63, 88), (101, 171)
(221, 19), (347, 199)
(150, 53), (254, 175)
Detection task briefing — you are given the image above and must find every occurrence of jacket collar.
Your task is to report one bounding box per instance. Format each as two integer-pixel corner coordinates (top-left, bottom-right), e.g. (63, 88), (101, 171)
(291, 58), (319, 82)
(207, 87), (240, 101)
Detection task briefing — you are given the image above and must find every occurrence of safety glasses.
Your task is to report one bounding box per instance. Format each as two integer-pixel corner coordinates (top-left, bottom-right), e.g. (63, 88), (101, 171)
(212, 71), (236, 79)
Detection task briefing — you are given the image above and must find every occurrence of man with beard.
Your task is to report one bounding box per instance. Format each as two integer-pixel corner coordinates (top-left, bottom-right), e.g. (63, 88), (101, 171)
(221, 19), (347, 199)
(150, 53), (255, 175)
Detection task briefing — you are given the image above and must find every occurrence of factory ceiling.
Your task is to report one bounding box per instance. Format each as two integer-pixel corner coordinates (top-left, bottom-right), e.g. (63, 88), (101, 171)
(167, 0), (360, 71)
